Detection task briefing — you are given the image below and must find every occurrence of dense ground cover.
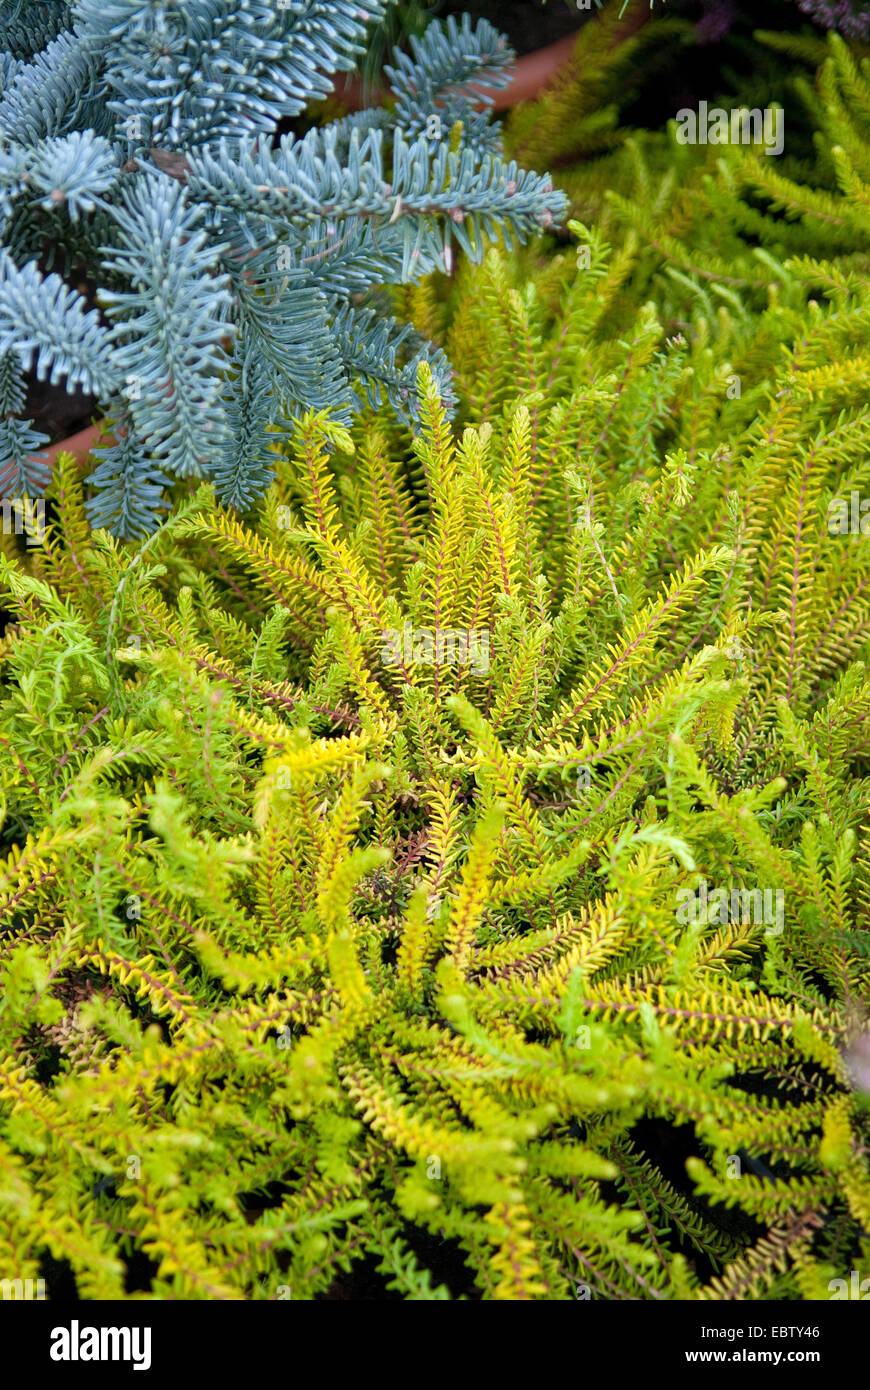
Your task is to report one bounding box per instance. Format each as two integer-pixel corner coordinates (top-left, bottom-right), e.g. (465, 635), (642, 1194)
(0, 0), (867, 1302)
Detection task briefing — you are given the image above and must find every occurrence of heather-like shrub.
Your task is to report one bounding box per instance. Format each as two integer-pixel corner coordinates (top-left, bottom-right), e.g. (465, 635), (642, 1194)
(0, 208), (867, 1295)
(0, 0), (867, 1307)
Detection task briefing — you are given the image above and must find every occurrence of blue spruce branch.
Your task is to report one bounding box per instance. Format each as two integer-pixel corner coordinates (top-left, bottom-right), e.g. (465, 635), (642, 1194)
(0, 2), (566, 535)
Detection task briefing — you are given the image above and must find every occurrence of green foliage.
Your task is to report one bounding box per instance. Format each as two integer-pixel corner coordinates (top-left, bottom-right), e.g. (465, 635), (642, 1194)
(0, 190), (868, 1295)
(505, 0), (693, 175)
(508, 18), (870, 294)
(354, 0), (438, 100)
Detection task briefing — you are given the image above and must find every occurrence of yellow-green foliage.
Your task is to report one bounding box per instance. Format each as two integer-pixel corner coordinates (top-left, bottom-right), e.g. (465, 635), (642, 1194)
(509, 22), (870, 304)
(4, 26), (870, 1289)
(0, 182), (867, 1297)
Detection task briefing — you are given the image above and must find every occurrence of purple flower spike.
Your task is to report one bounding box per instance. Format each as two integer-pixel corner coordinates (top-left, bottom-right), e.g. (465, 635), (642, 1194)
(794, 0), (870, 40)
(697, 0), (739, 44)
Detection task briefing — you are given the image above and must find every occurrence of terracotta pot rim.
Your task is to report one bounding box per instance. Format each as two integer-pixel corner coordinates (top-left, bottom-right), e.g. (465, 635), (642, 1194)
(486, 33), (581, 111)
(42, 420), (105, 461)
(26, 421), (107, 484)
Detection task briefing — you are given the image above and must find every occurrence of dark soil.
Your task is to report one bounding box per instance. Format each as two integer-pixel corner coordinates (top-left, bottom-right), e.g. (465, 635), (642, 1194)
(441, 0), (585, 53)
(442, 0), (803, 54)
(25, 370), (96, 446)
(23, 260), (101, 444)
